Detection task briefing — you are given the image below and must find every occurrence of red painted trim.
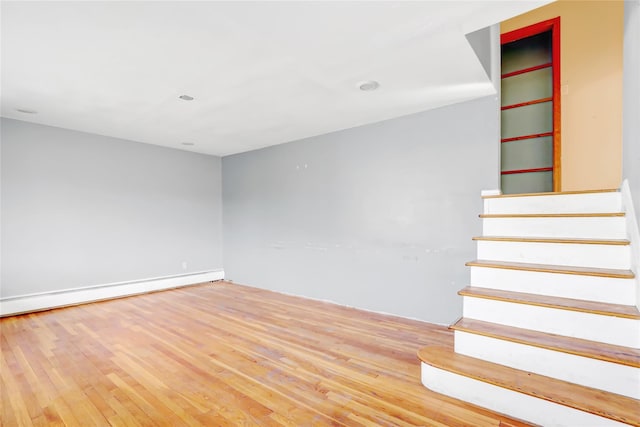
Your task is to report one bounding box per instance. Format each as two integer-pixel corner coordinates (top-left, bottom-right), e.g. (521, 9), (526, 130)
(501, 16), (561, 191)
(501, 132), (553, 143)
(501, 62), (552, 79)
(551, 18), (561, 191)
(502, 97), (553, 111)
(501, 167), (553, 175)
(501, 17), (557, 44)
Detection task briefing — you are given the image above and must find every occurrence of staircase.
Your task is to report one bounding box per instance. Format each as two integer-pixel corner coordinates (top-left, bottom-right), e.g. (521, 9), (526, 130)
(418, 189), (640, 427)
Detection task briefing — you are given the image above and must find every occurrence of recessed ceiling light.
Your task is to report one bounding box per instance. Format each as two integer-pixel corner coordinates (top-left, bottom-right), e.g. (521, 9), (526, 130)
(179, 95), (194, 101)
(181, 142), (195, 146)
(358, 80), (380, 91)
(16, 108), (37, 114)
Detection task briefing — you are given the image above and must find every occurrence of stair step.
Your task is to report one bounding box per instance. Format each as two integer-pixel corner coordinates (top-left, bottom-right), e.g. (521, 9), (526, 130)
(466, 260), (635, 279)
(452, 319), (640, 398)
(474, 238), (631, 269)
(479, 213), (628, 240)
(480, 212), (625, 218)
(482, 189), (619, 199)
(472, 236), (630, 245)
(451, 318), (640, 368)
(460, 287), (640, 347)
(418, 345), (640, 426)
(468, 261), (635, 305)
(459, 286), (640, 319)
(482, 189), (622, 214)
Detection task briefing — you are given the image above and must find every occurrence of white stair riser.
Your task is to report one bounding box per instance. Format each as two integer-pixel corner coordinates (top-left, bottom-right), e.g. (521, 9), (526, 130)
(469, 266), (636, 305)
(484, 192), (622, 214)
(476, 240), (630, 270)
(454, 331), (640, 399)
(482, 217), (627, 239)
(462, 297), (640, 348)
(420, 363), (628, 427)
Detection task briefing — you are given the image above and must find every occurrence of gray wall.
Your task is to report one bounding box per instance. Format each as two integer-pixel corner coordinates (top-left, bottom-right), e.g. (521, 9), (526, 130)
(223, 95), (500, 324)
(466, 26), (493, 82)
(1, 118), (223, 298)
(624, 0), (640, 217)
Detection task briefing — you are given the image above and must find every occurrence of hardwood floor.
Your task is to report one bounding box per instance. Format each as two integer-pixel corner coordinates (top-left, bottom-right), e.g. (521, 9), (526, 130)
(1, 281), (534, 426)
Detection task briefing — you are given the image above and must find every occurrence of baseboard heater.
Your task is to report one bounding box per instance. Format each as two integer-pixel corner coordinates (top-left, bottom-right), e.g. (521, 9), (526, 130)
(0, 270), (225, 317)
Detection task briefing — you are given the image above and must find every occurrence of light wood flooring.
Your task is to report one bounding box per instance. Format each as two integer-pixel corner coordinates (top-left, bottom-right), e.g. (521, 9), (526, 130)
(1, 281), (534, 426)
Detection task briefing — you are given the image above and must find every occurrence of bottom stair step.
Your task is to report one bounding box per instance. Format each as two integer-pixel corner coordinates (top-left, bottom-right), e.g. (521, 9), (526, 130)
(451, 318), (640, 398)
(418, 346), (640, 427)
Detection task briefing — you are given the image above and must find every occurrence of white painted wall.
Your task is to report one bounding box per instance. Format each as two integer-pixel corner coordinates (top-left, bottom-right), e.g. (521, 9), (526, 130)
(1, 118), (224, 298)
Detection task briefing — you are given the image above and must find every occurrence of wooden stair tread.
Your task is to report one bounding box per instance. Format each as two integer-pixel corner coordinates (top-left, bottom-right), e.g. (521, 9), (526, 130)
(480, 212), (625, 218)
(472, 236), (630, 245)
(417, 345), (640, 426)
(466, 259), (635, 279)
(451, 318), (640, 367)
(482, 189), (619, 199)
(459, 286), (640, 319)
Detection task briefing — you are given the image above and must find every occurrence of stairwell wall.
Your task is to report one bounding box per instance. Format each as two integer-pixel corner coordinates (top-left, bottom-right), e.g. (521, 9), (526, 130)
(502, 0), (625, 192)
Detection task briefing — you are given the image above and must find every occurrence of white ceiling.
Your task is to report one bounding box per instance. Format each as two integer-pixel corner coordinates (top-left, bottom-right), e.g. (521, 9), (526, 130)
(1, 1), (550, 156)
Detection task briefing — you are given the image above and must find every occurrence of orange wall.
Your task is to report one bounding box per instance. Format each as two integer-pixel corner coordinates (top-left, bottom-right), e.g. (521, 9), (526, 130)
(502, 0), (624, 191)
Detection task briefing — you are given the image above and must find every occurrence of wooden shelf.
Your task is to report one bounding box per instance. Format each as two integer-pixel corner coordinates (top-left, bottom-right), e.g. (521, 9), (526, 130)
(417, 346), (640, 426)
(465, 259), (635, 279)
(451, 318), (640, 368)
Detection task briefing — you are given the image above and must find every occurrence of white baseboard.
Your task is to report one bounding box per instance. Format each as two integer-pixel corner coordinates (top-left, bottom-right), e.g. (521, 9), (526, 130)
(0, 270), (225, 316)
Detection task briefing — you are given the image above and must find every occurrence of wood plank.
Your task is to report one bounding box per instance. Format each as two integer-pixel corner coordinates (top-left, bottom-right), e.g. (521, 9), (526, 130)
(0, 281), (534, 427)
(451, 318), (640, 367)
(472, 236), (630, 245)
(417, 346), (640, 426)
(481, 189), (618, 199)
(466, 259), (635, 279)
(479, 213), (625, 218)
(459, 286), (640, 319)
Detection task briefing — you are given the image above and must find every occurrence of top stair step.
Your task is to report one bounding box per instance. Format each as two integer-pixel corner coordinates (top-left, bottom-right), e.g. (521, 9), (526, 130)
(483, 189), (622, 215)
(480, 212), (626, 218)
(482, 189), (619, 199)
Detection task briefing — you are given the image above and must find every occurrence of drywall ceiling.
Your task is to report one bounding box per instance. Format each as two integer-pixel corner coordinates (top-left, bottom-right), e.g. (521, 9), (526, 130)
(1, 1), (550, 156)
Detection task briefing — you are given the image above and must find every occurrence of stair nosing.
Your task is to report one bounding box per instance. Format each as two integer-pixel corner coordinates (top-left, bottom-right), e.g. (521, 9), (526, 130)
(451, 318), (640, 368)
(482, 189), (619, 199)
(479, 213), (626, 218)
(466, 259), (635, 279)
(472, 236), (630, 246)
(458, 286), (640, 319)
(418, 345), (640, 426)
